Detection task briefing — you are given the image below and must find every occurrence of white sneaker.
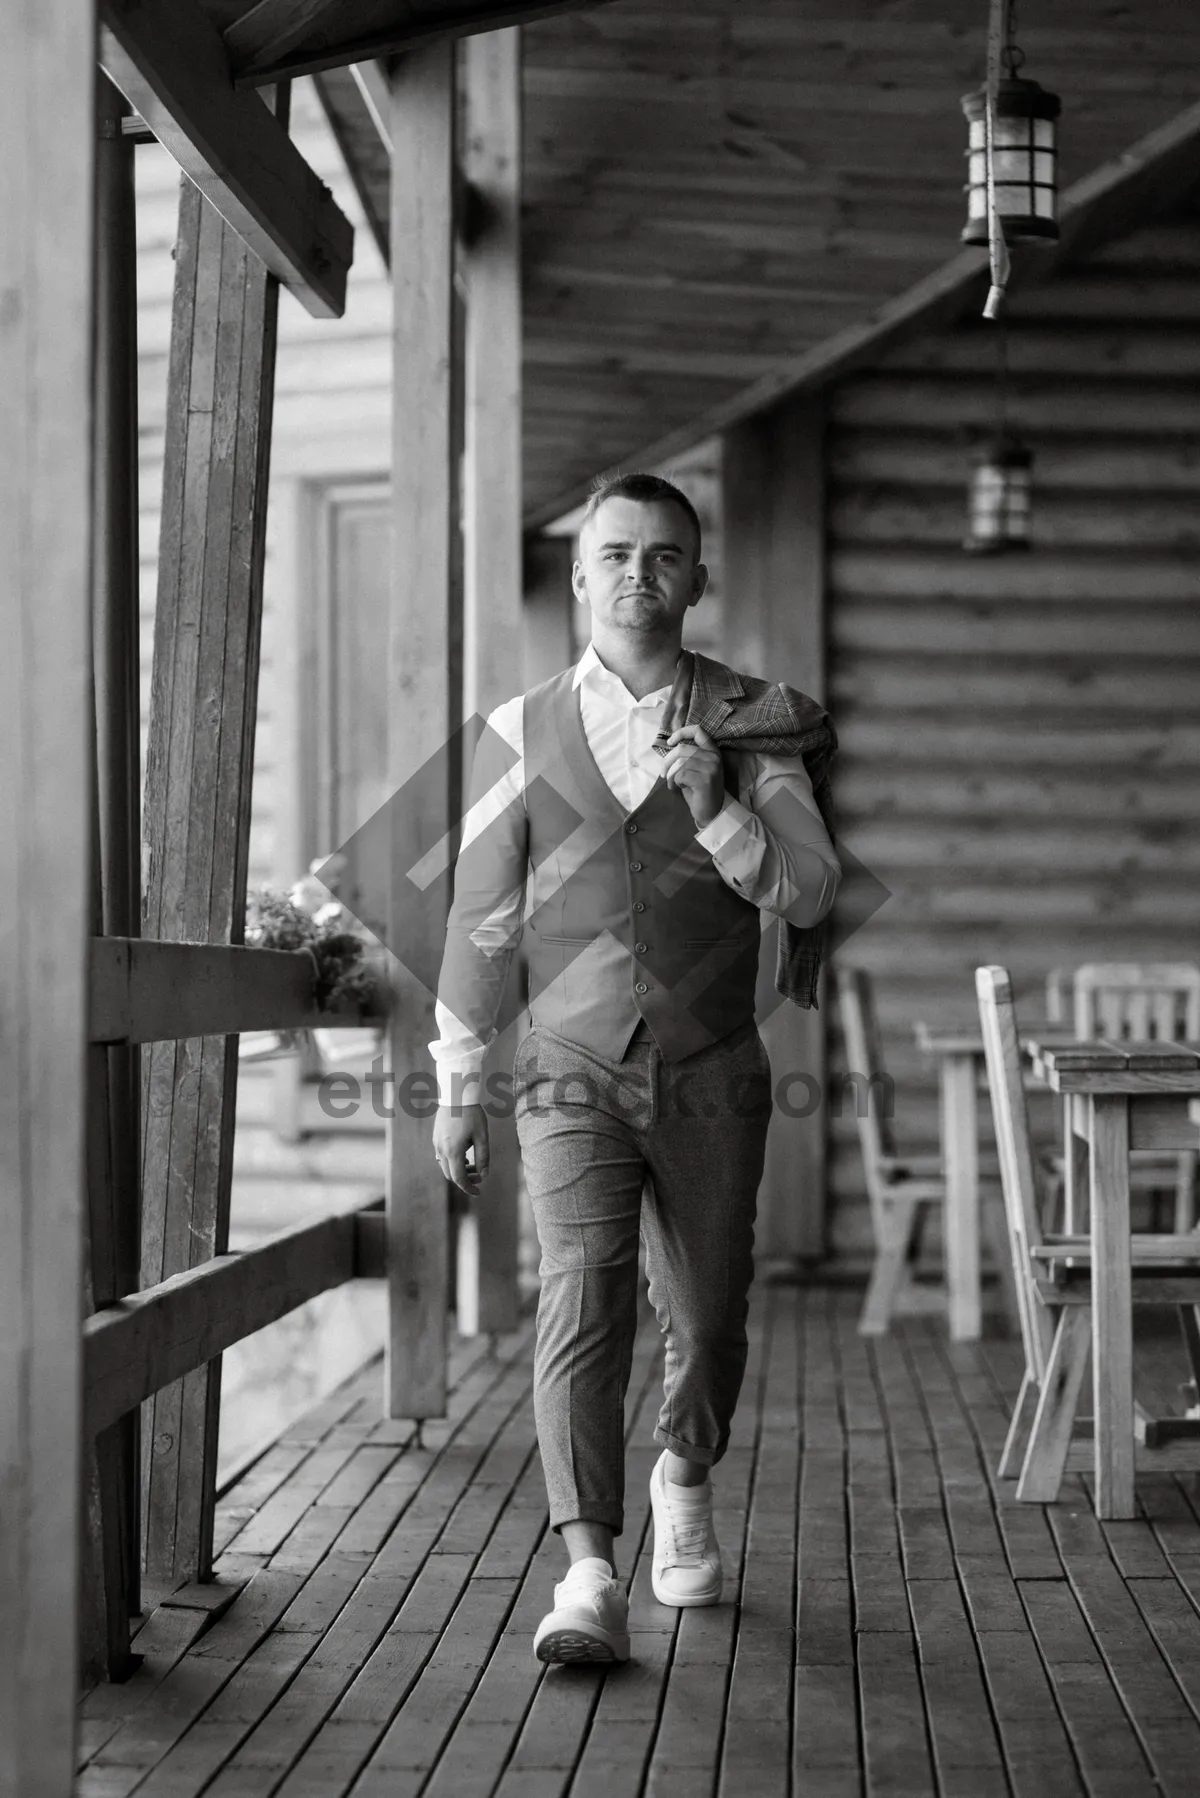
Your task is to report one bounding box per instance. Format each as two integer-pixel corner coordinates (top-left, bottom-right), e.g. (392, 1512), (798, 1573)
(650, 1451), (722, 1607)
(533, 1557), (631, 1665)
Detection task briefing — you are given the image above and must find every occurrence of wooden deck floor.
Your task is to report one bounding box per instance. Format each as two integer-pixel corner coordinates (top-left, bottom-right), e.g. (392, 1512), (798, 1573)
(77, 1290), (1200, 1798)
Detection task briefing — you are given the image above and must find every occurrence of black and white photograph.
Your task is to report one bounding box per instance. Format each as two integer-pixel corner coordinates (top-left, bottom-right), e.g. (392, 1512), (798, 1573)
(4, 3), (1200, 1794)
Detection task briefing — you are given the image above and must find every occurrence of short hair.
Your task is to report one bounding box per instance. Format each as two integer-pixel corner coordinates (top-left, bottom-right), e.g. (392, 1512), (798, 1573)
(581, 471), (702, 559)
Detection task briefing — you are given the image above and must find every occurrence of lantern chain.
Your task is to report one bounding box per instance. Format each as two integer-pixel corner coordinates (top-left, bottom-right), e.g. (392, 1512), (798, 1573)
(1002, 0), (1026, 77)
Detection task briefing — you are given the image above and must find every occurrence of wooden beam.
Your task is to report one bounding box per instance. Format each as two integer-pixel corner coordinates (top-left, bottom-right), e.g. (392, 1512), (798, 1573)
(314, 65), (391, 263)
(85, 1206), (373, 1438)
(522, 535), (576, 688)
(139, 166), (280, 1588)
(227, 0), (622, 88)
(349, 60), (392, 152)
(88, 938), (360, 1043)
(354, 1207), (389, 1281)
(0, 0), (93, 1776)
(461, 27), (524, 1337)
(82, 71), (143, 1684)
(99, 0), (354, 318)
(722, 397), (830, 1267)
(523, 97), (1200, 532)
(387, 41), (460, 1417)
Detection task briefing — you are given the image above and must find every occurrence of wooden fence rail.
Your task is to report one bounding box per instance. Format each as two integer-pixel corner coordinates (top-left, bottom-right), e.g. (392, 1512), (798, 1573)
(88, 936), (383, 1042)
(84, 1201), (386, 1438)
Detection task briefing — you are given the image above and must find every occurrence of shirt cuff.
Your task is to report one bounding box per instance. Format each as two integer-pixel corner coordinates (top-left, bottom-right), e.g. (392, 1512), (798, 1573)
(432, 1063), (485, 1108)
(695, 793), (753, 856)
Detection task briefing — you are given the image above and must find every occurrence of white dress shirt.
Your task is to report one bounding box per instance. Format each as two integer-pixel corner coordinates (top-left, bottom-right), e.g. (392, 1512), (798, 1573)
(430, 641), (840, 1104)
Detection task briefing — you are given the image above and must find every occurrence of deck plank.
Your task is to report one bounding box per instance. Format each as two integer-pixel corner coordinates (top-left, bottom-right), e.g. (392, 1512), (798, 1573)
(76, 1288), (1200, 1798)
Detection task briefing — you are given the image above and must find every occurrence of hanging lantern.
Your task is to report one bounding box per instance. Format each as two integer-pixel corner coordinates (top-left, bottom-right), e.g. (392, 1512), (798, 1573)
(964, 441), (1033, 553)
(962, 3), (1060, 252)
(962, 79), (1060, 246)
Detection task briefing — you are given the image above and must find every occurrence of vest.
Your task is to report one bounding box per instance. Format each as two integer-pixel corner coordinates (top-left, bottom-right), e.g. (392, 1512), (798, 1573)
(521, 667), (762, 1063)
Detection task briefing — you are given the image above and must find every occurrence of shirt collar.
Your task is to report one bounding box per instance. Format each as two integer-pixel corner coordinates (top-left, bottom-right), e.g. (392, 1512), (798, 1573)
(573, 641), (678, 707)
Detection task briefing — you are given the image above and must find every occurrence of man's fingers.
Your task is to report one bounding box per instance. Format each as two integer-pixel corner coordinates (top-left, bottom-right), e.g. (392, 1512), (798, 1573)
(662, 741), (716, 785)
(447, 1147), (480, 1195)
(473, 1115), (490, 1177)
(432, 1103), (489, 1195)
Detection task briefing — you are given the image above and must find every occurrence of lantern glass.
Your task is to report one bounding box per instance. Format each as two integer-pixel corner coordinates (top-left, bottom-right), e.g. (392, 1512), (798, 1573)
(961, 77), (1060, 244)
(965, 445), (1033, 553)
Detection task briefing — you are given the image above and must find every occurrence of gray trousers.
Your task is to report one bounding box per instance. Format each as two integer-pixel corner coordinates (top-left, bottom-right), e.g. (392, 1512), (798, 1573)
(514, 1018), (772, 1534)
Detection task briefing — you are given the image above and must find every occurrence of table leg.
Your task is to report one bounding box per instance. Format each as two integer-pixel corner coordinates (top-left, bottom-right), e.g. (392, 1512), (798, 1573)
(943, 1050), (981, 1341)
(1090, 1094), (1134, 1519)
(1063, 1095), (1088, 1236)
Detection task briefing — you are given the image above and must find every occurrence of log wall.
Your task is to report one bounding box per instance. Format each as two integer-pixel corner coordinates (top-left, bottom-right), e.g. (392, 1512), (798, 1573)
(825, 210), (1200, 1259)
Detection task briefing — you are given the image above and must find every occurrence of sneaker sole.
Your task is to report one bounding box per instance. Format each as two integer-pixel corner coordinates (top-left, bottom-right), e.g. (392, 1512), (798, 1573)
(650, 1572), (722, 1609)
(534, 1626), (631, 1665)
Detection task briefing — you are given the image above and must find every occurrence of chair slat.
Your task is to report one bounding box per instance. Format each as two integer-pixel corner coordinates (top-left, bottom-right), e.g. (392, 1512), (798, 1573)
(837, 967), (944, 1336)
(976, 967), (1050, 1382)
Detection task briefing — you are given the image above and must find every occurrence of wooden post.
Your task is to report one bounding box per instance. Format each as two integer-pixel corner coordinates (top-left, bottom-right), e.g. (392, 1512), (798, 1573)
(387, 42), (460, 1415)
(140, 120), (282, 1586)
(0, 0), (93, 1779)
(723, 396), (830, 1266)
(81, 70), (143, 1681)
(461, 26), (523, 1336)
(523, 535), (576, 688)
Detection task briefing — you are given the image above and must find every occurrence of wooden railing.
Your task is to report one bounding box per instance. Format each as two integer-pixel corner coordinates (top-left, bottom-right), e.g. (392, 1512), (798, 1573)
(89, 936), (371, 1042)
(84, 1199), (386, 1438)
(83, 935), (389, 1440)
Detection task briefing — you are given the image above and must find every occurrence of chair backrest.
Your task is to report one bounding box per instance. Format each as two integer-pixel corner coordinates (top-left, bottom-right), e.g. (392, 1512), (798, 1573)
(1072, 962), (1200, 1043)
(975, 966), (1052, 1379)
(1045, 967), (1069, 1024)
(834, 966), (896, 1207)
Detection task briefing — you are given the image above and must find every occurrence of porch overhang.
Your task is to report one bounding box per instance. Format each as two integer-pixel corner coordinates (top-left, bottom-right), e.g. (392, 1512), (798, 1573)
(315, 3), (1200, 528)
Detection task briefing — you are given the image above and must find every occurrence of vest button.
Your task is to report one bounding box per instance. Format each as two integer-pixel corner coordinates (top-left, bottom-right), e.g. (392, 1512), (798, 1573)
(626, 822), (638, 834)
(635, 981), (649, 995)
(630, 861), (642, 872)
(633, 901), (645, 912)
(634, 941), (648, 954)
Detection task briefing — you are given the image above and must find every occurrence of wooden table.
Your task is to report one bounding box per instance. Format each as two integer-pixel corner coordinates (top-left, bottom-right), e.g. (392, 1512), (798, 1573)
(1029, 1038), (1200, 1519)
(913, 1023), (1070, 1341)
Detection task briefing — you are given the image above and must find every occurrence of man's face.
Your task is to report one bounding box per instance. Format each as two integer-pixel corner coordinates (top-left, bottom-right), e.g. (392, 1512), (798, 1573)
(572, 496), (708, 639)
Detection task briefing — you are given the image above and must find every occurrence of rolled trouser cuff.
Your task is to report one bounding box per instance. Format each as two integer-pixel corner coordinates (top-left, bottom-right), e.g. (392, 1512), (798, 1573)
(652, 1426), (723, 1467)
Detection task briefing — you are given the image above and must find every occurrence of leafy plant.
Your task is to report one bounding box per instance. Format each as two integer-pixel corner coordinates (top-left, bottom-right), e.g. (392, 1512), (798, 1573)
(245, 888), (387, 1014)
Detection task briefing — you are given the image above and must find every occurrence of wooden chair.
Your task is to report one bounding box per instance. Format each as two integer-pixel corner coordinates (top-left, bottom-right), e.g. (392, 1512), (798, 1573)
(976, 964), (1200, 1501)
(836, 966), (1011, 1337)
(1046, 962), (1200, 1232)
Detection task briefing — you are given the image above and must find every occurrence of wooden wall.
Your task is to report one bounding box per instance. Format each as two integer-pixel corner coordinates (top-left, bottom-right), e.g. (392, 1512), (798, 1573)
(134, 78), (392, 898)
(133, 84), (392, 1454)
(824, 209), (1200, 1260)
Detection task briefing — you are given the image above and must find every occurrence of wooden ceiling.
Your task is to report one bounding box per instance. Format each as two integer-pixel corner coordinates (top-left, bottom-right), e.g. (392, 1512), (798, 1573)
(519, 0), (1200, 524)
(315, 0), (1200, 526)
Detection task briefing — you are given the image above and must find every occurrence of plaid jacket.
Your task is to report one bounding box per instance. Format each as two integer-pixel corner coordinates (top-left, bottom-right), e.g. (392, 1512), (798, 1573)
(654, 649), (838, 1009)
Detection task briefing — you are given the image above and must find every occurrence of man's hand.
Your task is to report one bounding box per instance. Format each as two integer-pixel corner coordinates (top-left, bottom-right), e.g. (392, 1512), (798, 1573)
(433, 1103), (489, 1196)
(661, 724), (726, 830)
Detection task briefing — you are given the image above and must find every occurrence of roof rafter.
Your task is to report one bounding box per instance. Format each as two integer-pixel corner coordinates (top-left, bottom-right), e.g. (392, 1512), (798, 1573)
(100, 0), (354, 318)
(313, 63), (391, 261)
(226, 0), (623, 88)
(523, 96), (1200, 531)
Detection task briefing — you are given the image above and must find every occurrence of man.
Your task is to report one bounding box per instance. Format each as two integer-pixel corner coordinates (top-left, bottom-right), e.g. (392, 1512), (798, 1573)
(431, 472), (840, 1665)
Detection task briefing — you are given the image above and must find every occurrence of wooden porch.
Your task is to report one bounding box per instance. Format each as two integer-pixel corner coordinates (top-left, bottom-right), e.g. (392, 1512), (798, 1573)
(80, 1290), (1200, 1798)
